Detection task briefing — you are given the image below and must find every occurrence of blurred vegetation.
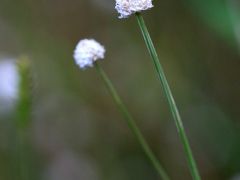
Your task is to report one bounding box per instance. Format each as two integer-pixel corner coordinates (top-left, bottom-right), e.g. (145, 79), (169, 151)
(0, 0), (240, 180)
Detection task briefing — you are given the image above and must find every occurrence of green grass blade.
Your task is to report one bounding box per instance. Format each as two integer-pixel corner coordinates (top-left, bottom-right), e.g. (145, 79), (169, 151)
(135, 12), (201, 180)
(94, 62), (170, 180)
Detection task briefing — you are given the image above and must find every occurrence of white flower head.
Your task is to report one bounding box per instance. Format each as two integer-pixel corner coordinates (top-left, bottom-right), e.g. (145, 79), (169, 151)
(115, 0), (154, 19)
(73, 39), (105, 69)
(0, 59), (19, 113)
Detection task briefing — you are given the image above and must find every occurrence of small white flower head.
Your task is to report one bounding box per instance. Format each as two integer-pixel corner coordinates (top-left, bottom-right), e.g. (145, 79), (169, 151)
(0, 59), (19, 113)
(115, 0), (154, 19)
(73, 39), (105, 69)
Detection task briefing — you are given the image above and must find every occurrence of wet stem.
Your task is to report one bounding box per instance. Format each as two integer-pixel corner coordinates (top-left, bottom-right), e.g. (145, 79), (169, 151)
(94, 62), (170, 180)
(135, 12), (201, 180)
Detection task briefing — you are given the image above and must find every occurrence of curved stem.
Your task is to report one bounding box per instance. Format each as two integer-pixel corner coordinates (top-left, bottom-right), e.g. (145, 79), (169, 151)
(135, 12), (201, 180)
(95, 62), (170, 180)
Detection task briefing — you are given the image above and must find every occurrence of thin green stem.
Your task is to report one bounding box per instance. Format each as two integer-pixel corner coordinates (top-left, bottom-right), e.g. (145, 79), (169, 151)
(15, 57), (32, 180)
(135, 13), (201, 180)
(94, 62), (170, 180)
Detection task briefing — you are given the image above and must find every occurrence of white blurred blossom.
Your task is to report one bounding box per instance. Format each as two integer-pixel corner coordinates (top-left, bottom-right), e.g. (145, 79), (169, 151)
(115, 0), (153, 19)
(73, 39), (105, 69)
(0, 59), (19, 113)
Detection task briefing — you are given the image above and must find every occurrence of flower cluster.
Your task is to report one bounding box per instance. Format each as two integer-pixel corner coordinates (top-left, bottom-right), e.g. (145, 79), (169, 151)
(73, 1), (154, 69)
(115, 0), (154, 18)
(73, 39), (105, 69)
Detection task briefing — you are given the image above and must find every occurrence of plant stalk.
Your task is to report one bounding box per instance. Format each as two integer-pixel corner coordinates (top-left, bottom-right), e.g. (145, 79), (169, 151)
(135, 12), (201, 180)
(94, 62), (170, 180)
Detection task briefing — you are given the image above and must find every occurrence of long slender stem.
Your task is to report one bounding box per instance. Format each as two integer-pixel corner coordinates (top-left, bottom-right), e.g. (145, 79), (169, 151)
(135, 13), (201, 180)
(94, 62), (170, 180)
(15, 57), (32, 180)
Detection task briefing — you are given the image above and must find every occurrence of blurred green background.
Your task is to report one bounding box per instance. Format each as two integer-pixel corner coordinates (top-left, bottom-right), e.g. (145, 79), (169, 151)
(0, 0), (240, 179)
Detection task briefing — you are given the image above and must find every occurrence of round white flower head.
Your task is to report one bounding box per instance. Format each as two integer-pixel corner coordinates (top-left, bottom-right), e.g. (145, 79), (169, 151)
(115, 0), (153, 19)
(0, 59), (19, 113)
(73, 39), (105, 69)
